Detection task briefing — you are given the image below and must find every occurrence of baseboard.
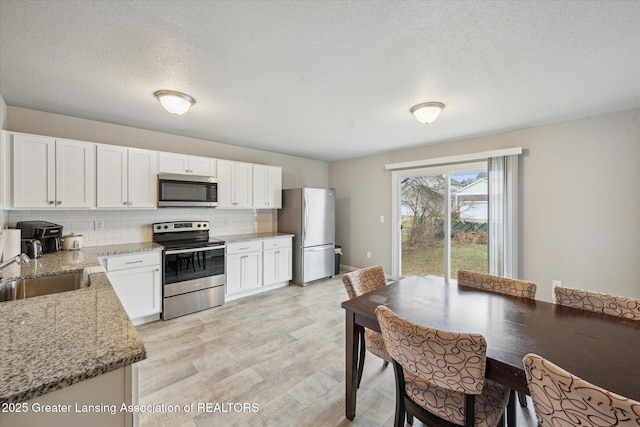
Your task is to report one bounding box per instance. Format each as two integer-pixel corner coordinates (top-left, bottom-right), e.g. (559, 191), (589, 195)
(340, 264), (359, 272)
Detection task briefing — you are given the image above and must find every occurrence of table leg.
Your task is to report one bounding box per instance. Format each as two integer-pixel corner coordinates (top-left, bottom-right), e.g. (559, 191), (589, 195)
(345, 311), (360, 420)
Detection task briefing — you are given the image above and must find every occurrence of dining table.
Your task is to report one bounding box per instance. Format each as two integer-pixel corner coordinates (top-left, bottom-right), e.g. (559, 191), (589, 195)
(341, 275), (640, 423)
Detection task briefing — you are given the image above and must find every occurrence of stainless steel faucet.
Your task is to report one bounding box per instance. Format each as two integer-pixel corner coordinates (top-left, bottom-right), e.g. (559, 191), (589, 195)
(0, 253), (31, 279)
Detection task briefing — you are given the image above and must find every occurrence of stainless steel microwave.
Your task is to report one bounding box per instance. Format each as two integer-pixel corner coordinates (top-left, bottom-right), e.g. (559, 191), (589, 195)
(158, 174), (218, 207)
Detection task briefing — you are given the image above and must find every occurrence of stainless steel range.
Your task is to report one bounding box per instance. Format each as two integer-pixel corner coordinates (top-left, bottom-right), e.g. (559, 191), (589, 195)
(153, 221), (225, 320)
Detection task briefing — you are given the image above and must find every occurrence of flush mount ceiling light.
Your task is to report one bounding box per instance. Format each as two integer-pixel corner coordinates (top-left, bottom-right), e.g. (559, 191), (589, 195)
(410, 102), (445, 124)
(154, 90), (196, 115)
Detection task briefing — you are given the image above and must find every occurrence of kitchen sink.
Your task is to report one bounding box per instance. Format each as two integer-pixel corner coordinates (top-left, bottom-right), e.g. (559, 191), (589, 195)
(0, 272), (85, 302)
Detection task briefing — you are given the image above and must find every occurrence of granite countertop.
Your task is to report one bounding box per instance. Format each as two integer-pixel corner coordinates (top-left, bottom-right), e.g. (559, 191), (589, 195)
(217, 232), (294, 243)
(0, 242), (162, 403)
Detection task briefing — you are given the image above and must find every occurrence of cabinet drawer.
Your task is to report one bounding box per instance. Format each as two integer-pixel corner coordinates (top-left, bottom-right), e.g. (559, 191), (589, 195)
(104, 252), (160, 272)
(263, 237), (292, 250)
(226, 240), (262, 255)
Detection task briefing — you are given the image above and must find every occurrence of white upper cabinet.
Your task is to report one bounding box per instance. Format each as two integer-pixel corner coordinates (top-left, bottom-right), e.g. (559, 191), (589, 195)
(158, 152), (216, 176)
(217, 160), (253, 208)
(97, 145), (158, 208)
(4, 131), (283, 212)
(253, 165), (282, 209)
(128, 148), (159, 208)
(12, 133), (95, 208)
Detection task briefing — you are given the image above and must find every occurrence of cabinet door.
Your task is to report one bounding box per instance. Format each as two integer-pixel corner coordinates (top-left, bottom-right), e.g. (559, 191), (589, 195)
(56, 139), (96, 208)
(188, 156), (216, 176)
(277, 246), (292, 282)
(254, 165), (282, 209)
(241, 252), (262, 290)
(225, 253), (244, 295)
(264, 246), (292, 286)
(226, 251), (262, 294)
(128, 148), (158, 208)
(267, 166), (282, 208)
(233, 162), (253, 208)
(97, 144), (128, 208)
(217, 160), (234, 208)
(158, 152), (190, 174)
(108, 266), (161, 320)
(12, 134), (56, 208)
(253, 165), (269, 208)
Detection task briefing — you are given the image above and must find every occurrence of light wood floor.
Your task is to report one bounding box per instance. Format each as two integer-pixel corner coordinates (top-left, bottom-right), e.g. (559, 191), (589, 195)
(136, 275), (539, 427)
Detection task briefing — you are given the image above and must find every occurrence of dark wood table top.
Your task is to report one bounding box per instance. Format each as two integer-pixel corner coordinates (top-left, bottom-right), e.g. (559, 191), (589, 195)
(341, 276), (640, 401)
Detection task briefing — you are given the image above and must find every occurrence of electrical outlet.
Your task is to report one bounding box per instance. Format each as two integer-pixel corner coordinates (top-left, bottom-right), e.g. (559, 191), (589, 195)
(94, 220), (104, 231)
(552, 280), (562, 287)
(379, 216), (384, 223)
(366, 251), (372, 259)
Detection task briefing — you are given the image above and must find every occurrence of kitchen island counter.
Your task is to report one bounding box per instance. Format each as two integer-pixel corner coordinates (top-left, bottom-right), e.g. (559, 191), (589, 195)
(0, 242), (161, 404)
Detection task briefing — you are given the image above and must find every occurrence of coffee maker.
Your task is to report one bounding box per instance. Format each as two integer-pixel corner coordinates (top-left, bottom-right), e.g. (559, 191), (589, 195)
(16, 221), (63, 254)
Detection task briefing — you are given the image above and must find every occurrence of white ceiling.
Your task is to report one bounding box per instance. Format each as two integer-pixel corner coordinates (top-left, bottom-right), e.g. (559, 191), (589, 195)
(1, 1), (639, 162)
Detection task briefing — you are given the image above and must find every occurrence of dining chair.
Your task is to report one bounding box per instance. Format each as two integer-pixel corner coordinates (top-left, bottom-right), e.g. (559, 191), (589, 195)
(375, 305), (509, 427)
(457, 270), (536, 409)
(523, 353), (640, 426)
(341, 266), (391, 387)
(457, 270), (537, 299)
(553, 285), (640, 320)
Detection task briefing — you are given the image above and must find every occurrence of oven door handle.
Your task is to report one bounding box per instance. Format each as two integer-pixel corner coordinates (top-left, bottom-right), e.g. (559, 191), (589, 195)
(165, 246), (225, 255)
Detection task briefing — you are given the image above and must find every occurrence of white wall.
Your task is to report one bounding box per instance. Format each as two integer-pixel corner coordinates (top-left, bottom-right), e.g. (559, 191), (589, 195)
(329, 109), (640, 302)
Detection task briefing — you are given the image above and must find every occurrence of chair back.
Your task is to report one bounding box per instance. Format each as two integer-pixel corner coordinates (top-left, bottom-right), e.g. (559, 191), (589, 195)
(457, 270), (536, 299)
(553, 286), (640, 320)
(523, 353), (640, 426)
(342, 265), (386, 299)
(375, 305), (486, 395)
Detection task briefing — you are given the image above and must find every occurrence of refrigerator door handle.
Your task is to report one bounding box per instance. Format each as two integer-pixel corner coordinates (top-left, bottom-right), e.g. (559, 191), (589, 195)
(303, 197), (308, 243)
(306, 246), (332, 251)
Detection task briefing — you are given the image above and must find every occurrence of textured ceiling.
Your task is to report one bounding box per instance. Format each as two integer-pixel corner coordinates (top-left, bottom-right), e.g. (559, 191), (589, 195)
(1, 0), (639, 162)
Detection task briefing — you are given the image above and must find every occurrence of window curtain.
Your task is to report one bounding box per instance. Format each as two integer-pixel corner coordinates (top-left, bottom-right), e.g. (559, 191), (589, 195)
(488, 155), (519, 278)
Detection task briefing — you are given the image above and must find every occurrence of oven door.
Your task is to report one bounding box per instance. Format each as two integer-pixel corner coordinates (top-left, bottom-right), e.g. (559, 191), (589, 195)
(163, 246), (225, 296)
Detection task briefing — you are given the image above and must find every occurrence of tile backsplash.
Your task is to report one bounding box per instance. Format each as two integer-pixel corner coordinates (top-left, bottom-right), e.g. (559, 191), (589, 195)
(6, 209), (275, 246)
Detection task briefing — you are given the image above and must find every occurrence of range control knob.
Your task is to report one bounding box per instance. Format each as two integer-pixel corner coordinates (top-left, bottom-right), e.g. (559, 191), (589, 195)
(164, 225), (169, 229)
(156, 225), (161, 230)
(197, 224), (201, 228)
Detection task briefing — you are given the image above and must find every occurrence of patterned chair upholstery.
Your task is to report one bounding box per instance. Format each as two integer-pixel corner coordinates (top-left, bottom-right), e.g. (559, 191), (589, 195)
(376, 305), (509, 427)
(553, 286), (640, 320)
(457, 270), (537, 410)
(341, 266), (391, 387)
(457, 270), (537, 299)
(523, 353), (640, 426)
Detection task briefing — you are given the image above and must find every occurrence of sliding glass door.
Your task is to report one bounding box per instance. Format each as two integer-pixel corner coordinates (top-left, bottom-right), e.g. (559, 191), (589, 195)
(394, 162), (488, 280)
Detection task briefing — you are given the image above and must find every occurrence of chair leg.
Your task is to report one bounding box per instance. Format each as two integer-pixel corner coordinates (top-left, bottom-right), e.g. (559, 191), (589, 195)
(507, 390), (516, 427)
(383, 360), (389, 367)
(357, 331), (366, 388)
(406, 413), (414, 425)
(517, 391), (528, 407)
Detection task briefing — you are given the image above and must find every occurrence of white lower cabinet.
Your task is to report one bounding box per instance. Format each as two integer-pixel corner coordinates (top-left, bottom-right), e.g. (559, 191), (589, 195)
(102, 251), (162, 325)
(263, 237), (293, 286)
(226, 236), (292, 299)
(226, 241), (263, 296)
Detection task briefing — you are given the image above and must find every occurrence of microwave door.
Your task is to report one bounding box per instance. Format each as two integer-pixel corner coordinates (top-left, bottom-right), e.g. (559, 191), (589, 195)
(161, 181), (207, 201)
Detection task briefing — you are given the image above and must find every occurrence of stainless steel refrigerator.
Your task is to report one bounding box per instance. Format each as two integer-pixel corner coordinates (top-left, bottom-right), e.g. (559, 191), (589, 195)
(278, 188), (335, 285)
